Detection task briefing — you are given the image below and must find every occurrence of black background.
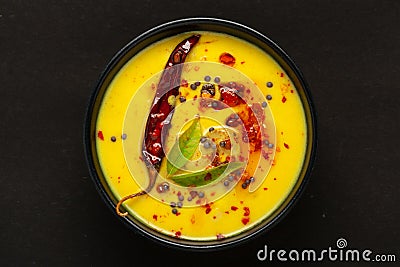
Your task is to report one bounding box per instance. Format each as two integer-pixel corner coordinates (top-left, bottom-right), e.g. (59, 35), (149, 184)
(1, 0), (399, 266)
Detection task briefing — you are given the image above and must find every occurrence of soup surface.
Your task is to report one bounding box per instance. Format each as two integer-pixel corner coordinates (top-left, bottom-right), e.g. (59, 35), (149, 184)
(95, 31), (307, 241)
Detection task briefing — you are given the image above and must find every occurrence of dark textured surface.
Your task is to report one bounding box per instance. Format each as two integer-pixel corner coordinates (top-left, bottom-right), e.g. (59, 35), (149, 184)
(1, 1), (399, 266)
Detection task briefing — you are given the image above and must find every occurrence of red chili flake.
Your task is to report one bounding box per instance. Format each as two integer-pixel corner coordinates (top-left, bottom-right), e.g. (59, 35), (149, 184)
(213, 216), (216, 219)
(263, 187), (268, 190)
(219, 52), (236, 66)
(262, 150), (269, 160)
(175, 231), (182, 238)
(280, 72), (284, 77)
(175, 211), (181, 216)
(190, 214), (196, 224)
(205, 207), (211, 214)
(181, 79), (188, 87)
(152, 214), (158, 221)
(290, 90), (294, 93)
(274, 177), (277, 181)
(284, 143), (290, 149)
(276, 147), (281, 152)
(205, 49), (208, 52)
(231, 206), (238, 211)
(210, 192), (216, 196)
(204, 173), (212, 181)
(241, 61), (245, 64)
(282, 96), (287, 103)
(151, 83), (156, 90)
(241, 217), (250, 225)
(216, 234), (225, 239)
(225, 211), (230, 214)
(97, 131), (104, 141)
(240, 201), (244, 205)
(243, 207), (250, 216)
(194, 65), (200, 71)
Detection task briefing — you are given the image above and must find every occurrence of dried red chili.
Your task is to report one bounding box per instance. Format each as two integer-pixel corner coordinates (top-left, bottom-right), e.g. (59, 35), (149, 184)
(116, 34), (201, 217)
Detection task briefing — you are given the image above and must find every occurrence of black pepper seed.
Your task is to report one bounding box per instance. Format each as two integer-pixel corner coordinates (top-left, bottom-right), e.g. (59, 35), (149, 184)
(111, 136), (117, 142)
(262, 101), (267, 108)
(179, 96), (186, 103)
(198, 191), (205, 198)
(241, 183), (248, 189)
(220, 141), (226, 147)
(172, 208), (178, 214)
(268, 143), (274, 148)
(195, 81), (201, 86)
(249, 177), (255, 183)
(121, 133), (127, 140)
(190, 83), (197, 90)
(266, 82), (273, 88)
(187, 196), (192, 201)
(263, 140), (269, 145)
(162, 182), (170, 191)
(266, 94), (272, 100)
(224, 180), (229, 186)
(177, 201), (183, 208)
(204, 75), (211, 82)
(203, 142), (211, 149)
(178, 195), (184, 201)
(211, 142), (216, 149)
(200, 136), (207, 143)
(228, 175), (234, 182)
(209, 127), (215, 132)
(170, 202), (177, 208)
(214, 76), (221, 83)
(211, 101), (218, 108)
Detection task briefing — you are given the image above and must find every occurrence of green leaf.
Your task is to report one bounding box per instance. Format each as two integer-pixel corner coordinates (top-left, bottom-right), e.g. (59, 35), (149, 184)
(166, 117), (202, 176)
(170, 162), (244, 187)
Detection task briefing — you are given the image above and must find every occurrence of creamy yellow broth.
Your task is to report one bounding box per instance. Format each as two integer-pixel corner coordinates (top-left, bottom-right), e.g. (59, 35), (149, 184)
(95, 31), (307, 241)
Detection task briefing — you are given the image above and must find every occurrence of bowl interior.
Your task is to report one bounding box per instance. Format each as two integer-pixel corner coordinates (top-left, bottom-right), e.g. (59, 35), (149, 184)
(84, 17), (316, 250)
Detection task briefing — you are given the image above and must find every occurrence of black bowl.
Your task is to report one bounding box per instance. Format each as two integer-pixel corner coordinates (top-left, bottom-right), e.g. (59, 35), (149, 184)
(84, 17), (317, 251)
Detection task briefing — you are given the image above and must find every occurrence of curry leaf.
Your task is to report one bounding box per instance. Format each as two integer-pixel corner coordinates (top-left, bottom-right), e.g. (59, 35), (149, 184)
(166, 117), (202, 177)
(170, 162), (244, 187)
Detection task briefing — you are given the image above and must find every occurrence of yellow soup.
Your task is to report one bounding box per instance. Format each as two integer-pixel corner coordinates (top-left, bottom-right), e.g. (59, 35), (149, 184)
(95, 31), (307, 241)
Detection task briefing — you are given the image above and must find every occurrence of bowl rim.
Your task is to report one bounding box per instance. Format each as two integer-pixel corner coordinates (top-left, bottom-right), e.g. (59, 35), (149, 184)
(83, 17), (318, 251)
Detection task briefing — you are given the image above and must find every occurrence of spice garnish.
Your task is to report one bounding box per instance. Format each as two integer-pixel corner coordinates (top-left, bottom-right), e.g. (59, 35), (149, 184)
(170, 162), (244, 187)
(166, 117), (202, 177)
(116, 34), (201, 217)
